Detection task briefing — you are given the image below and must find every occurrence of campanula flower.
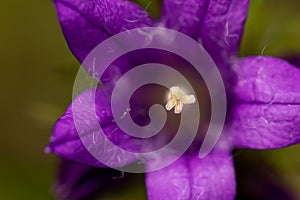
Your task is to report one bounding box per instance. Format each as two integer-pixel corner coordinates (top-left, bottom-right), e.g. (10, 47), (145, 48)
(47, 0), (300, 199)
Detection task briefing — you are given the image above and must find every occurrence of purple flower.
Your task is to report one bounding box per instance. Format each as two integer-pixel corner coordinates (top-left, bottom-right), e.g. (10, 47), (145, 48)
(47, 0), (300, 199)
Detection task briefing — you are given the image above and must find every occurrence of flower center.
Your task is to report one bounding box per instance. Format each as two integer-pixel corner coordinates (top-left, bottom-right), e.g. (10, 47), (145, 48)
(165, 86), (196, 114)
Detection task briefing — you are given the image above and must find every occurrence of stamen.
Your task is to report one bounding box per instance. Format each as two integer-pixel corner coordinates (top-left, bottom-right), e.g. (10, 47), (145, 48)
(165, 86), (196, 114)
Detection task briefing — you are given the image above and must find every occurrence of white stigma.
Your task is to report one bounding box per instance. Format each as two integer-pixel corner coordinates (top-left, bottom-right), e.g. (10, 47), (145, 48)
(165, 86), (196, 114)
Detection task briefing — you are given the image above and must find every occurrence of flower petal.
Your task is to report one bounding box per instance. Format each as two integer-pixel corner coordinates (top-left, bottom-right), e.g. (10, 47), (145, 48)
(161, 0), (249, 61)
(232, 104), (300, 149)
(231, 56), (300, 149)
(54, 0), (154, 62)
(200, 0), (249, 63)
(146, 150), (236, 200)
(161, 0), (208, 39)
(47, 86), (138, 168)
(234, 56), (300, 103)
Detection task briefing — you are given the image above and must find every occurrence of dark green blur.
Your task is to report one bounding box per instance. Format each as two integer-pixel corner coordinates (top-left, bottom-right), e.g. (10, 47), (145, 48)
(0, 0), (299, 199)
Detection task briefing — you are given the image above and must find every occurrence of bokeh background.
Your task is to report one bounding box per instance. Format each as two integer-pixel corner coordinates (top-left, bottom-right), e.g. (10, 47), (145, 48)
(1, 0), (300, 199)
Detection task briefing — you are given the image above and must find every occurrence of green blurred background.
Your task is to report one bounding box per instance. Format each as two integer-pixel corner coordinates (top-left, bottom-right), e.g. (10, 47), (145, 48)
(0, 0), (300, 199)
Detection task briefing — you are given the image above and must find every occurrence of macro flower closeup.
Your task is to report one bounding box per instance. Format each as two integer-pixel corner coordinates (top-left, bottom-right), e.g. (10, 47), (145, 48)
(46, 0), (300, 199)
